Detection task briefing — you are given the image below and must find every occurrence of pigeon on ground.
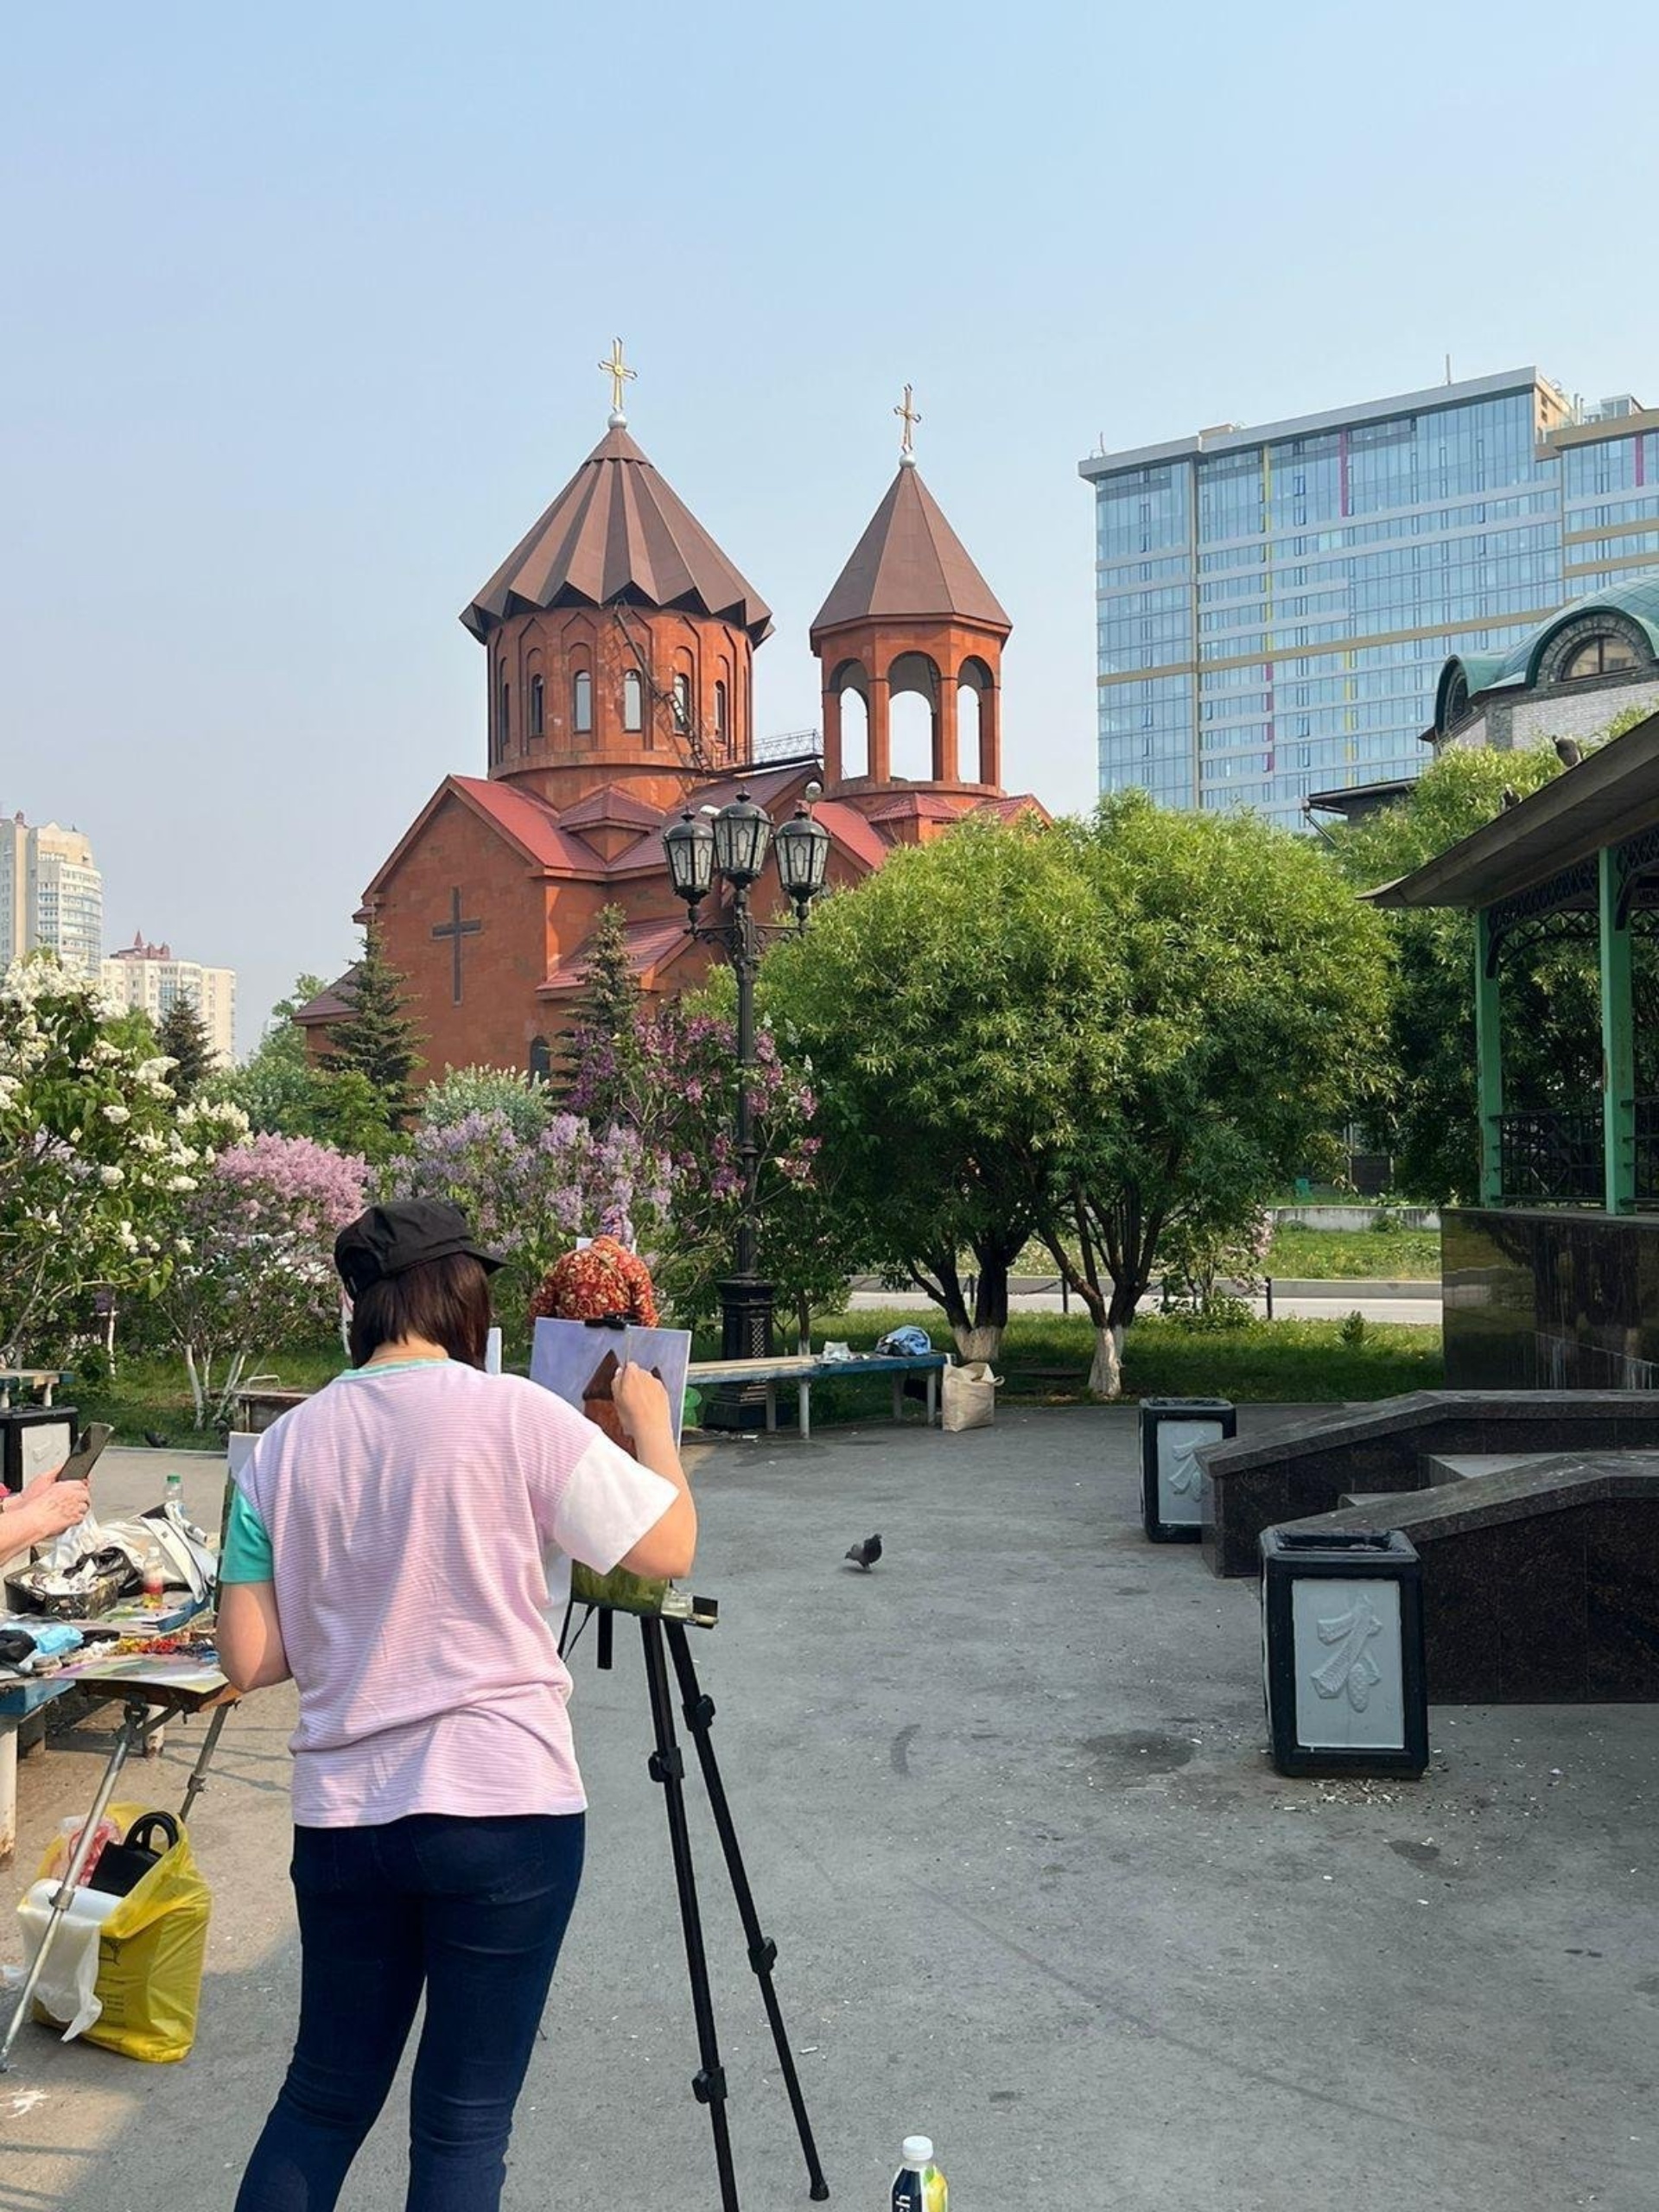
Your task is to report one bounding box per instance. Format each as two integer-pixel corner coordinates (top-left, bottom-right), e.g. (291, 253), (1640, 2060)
(844, 1534), (882, 1572)
(1501, 785), (1522, 810)
(1555, 737), (1583, 767)
(143, 1429), (168, 1451)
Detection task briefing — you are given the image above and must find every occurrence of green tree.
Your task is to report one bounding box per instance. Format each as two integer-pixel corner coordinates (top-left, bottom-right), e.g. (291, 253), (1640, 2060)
(1330, 746), (1577, 1200)
(1046, 795), (1392, 1394)
(761, 817), (1122, 1358)
(156, 993), (214, 1097)
(559, 904), (643, 1117)
(214, 974), (404, 1163)
(0, 961), (227, 1363)
(322, 923), (422, 1137)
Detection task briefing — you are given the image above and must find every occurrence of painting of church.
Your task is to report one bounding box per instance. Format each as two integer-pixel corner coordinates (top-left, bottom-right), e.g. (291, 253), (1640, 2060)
(297, 361), (1045, 1076)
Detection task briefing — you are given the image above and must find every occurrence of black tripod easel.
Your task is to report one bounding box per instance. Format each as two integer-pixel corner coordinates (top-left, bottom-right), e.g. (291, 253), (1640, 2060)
(563, 1595), (830, 2209)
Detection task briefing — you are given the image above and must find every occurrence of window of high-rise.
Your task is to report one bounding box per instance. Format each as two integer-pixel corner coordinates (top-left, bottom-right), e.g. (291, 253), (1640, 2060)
(1080, 368), (1658, 825)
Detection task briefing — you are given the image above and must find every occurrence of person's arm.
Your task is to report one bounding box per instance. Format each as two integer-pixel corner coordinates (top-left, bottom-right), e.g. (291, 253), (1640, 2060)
(214, 1478), (291, 1691)
(611, 1362), (696, 1580)
(0, 1478), (91, 1570)
(217, 1580), (291, 1692)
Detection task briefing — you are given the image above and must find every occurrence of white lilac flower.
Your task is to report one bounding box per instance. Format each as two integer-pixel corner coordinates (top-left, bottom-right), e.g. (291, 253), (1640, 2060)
(101, 1102), (131, 1125)
(99, 1165), (124, 1188)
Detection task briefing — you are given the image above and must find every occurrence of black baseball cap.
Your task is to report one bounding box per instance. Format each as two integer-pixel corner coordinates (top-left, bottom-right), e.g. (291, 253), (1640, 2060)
(334, 1201), (505, 1299)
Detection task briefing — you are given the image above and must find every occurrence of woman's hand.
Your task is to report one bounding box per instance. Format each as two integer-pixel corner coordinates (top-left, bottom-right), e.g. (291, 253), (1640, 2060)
(611, 1360), (673, 1445)
(0, 1477), (91, 1570)
(30, 1479), (91, 1539)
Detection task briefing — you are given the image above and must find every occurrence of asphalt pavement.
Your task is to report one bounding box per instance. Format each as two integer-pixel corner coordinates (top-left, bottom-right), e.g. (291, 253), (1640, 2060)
(3, 1421), (1651, 2210)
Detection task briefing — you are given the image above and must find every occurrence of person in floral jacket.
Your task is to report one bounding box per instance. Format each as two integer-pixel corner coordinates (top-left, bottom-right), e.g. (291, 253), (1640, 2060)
(530, 1236), (659, 1330)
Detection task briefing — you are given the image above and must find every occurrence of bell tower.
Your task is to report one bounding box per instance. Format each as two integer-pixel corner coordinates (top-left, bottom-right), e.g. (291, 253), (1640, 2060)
(810, 388), (1011, 800)
(461, 343), (772, 813)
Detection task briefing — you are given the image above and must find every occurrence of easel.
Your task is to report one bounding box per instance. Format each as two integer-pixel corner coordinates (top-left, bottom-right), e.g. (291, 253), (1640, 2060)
(0, 1672), (238, 2070)
(564, 1595), (830, 2209)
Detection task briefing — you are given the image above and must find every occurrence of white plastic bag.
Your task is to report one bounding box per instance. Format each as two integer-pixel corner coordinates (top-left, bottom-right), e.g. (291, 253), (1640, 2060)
(16, 1879), (122, 2041)
(941, 1361), (1001, 1433)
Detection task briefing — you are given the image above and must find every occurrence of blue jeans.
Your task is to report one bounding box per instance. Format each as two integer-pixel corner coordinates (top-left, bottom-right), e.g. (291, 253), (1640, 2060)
(235, 1813), (585, 2212)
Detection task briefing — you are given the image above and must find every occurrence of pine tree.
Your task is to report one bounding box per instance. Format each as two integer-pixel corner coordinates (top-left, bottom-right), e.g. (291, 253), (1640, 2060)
(156, 994), (215, 1097)
(574, 905), (639, 1041)
(560, 905), (643, 1121)
(323, 922), (422, 1131)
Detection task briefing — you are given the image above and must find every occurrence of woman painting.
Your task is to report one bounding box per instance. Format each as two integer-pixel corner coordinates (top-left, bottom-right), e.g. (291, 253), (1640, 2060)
(218, 1198), (696, 2212)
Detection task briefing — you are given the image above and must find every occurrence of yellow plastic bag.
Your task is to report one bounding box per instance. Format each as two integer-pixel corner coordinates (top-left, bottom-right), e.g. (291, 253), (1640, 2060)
(29, 1802), (212, 2063)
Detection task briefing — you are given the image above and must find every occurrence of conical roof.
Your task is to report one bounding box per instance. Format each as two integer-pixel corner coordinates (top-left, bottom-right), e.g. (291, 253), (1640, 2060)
(810, 464), (1010, 639)
(462, 425), (772, 644)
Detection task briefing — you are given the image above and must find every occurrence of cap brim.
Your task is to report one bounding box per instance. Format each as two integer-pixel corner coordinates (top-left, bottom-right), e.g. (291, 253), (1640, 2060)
(382, 1237), (506, 1279)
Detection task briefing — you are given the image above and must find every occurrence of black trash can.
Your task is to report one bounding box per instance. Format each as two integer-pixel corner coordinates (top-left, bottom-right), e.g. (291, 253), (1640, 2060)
(1260, 1524), (1428, 1779)
(1138, 1396), (1235, 1542)
(1, 1403), (78, 1494)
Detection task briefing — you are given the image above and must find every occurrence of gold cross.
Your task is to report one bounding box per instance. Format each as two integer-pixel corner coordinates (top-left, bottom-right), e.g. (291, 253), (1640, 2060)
(599, 337), (637, 417)
(893, 382), (921, 455)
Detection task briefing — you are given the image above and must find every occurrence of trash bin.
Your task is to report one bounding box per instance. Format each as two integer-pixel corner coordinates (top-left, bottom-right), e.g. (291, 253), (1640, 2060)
(1260, 1525), (1428, 1779)
(1, 1404), (78, 1495)
(1138, 1397), (1235, 1542)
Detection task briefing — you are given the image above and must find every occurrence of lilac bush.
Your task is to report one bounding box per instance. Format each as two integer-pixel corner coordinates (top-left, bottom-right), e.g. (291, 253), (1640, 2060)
(386, 1108), (676, 1326)
(158, 1127), (372, 1425)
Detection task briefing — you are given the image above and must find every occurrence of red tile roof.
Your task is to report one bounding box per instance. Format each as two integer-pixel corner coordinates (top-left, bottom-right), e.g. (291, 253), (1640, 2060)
(541, 915), (690, 995)
(813, 799), (891, 869)
(461, 426), (772, 645)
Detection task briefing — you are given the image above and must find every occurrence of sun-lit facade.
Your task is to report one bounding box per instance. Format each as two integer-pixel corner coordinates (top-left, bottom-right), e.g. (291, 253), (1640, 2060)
(1082, 369), (1659, 824)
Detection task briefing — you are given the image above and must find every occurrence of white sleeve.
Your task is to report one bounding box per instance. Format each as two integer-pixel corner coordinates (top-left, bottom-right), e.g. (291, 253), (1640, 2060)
(548, 1430), (679, 1574)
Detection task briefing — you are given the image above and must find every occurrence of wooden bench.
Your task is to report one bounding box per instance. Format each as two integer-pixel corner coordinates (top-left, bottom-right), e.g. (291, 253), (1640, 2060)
(685, 1352), (949, 1443)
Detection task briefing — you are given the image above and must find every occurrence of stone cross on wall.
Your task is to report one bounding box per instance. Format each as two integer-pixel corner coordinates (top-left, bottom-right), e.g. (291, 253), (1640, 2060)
(431, 887), (482, 1004)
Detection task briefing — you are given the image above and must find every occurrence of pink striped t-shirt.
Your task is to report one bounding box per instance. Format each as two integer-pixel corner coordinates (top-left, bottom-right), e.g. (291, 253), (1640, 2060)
(231, 1359), (677, 1827)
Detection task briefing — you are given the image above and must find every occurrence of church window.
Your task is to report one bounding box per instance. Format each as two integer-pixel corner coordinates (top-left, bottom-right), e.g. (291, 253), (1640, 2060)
(623, 670), (644, 732)
(528, 1035), (552, 1083)
(672, 673), (691, 733)
(1561, 632), (1642, 681)
(498, 679), (511, 753)
(573, 671), (593, 733)
(529, 674), (544, 739)
(715, 679), (728, 745)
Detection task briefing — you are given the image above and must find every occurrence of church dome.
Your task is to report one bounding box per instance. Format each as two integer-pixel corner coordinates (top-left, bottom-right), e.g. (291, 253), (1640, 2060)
(1436, 571), (1659, 733)
(462, 425), (772, 645)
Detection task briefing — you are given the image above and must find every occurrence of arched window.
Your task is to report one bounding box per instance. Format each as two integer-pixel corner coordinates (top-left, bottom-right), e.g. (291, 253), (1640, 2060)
(497, 677), (511, 756)
(1562, 632), (1642, 681)
(623, 670), (644, 732)
(714, 679), (728, 747)
(672, 672), (691, 732)
(529, 674), (545, 740)
(528, 1036), (552, 1083)
(572, 671), (593, 734)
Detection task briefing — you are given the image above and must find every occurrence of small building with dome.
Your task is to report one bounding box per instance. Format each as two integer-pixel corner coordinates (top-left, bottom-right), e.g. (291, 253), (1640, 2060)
(1431, 573), (1659, 757)
(1309, 573), (1659, 820)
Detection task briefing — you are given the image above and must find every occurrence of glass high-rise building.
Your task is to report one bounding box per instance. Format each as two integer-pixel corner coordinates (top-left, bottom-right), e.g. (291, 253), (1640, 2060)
(1081, 367), (1659, 824)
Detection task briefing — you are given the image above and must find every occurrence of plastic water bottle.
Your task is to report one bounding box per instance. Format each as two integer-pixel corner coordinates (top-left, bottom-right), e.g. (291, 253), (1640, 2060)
(892, 2135), (947, 2212)
(165, 1468), (184, 1516)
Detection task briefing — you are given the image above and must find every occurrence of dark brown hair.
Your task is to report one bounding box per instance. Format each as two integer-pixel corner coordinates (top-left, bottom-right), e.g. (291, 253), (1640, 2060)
(346, 1252), (493, 1370)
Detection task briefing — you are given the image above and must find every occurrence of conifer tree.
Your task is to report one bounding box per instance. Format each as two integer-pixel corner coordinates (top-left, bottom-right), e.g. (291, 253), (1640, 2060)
(324, 921), (422, 1133)
(560, 904), (643, 1121)
(156, 993), (215, 1097)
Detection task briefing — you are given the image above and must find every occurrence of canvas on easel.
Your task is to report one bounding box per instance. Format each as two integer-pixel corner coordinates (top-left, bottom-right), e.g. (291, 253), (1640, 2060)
(528, 1318), (698, 1619)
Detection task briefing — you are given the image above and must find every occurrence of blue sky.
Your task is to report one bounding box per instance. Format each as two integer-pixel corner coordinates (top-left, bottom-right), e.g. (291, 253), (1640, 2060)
(4, 0), (1656, 1047)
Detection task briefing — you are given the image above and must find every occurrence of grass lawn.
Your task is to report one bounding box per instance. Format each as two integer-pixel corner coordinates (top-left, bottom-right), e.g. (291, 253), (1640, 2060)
(71, 1302), (1442, 1448)
(1265, 1224), (1440, 1280)
(73, 1342), (346, 1447)
(762, 1306), (1442, 1414)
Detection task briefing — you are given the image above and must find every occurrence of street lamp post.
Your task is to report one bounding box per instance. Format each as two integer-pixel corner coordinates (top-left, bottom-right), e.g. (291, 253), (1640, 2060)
(664, 787), (830, 1373)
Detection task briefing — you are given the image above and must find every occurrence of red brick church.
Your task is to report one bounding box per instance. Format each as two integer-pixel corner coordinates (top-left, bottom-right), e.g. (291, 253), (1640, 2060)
(298, 359), (1042, 1076)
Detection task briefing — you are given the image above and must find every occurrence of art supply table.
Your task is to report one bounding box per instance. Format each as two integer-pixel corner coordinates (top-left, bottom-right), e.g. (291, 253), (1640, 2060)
(0, 1638), (238, 2069)
(687, 1351), (949, 1442)
(0, 1596), (207, 1855)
